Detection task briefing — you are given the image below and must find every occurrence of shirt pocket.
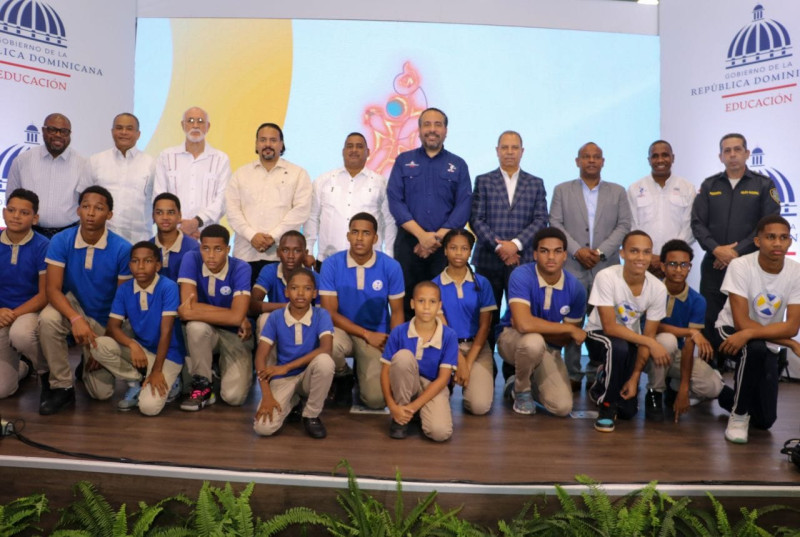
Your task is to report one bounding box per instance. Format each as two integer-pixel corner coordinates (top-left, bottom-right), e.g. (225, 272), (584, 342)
(436, 172), (459, 202)
(634, 193), (655, 222)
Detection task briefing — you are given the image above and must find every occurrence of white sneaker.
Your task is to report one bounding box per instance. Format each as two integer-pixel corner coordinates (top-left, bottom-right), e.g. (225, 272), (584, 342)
(725, 413), (750, 444)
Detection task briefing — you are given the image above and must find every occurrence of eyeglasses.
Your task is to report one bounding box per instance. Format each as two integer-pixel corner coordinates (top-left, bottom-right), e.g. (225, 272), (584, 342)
(184, 117), (206, 125)
(665, 261), (692, 269)
(42, 126), (71, 136)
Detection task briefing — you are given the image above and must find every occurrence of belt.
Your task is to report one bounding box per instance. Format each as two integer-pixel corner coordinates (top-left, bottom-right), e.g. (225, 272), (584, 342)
(458, 337), (474, 344)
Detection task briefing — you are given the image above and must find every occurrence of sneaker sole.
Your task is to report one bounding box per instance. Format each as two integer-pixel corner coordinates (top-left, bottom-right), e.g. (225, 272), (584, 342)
(180, 394), (216, 412)
(724, 432), (748, 444)
(594, 422), (615, 432)
(512, 404), (535, 415)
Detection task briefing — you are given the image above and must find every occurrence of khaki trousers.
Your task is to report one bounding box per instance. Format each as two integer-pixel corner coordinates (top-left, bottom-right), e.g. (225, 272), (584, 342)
(646, 332), (724, 399)
(185, 321), (253, 406)
(498, 327), (573, 417)
(0, 313), (44, 398)
(457, 341), (495, 416)
(332, 327), (385, 409)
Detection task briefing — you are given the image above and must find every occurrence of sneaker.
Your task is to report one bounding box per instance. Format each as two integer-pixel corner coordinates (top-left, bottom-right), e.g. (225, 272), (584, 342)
(644, 389), (664, 422)
(389, 420), (408, 439)
(725, 413), (750, 444)
(166, 376), (182, 403)
(118, 382), (141, 411)
(39, 386), (75, 416)
(180, 376), (216, 411)
(588, 365), (605, 405)
(503, 375), (516, 401)
(595, 401), (617, 432)
(513, 390), (535, 415)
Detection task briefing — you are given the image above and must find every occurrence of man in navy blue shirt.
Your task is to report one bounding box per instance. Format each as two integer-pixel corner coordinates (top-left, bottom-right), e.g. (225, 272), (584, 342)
(387, 108), (472, 320)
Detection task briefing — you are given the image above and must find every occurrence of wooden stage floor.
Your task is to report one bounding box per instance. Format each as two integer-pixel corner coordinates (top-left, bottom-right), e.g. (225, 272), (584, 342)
(2, 355), (800, 491)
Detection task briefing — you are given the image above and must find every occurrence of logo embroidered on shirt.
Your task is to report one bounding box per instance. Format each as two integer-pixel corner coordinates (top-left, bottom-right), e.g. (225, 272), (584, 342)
(447, 163), (457, 173)
(220, 286), (232, 296)
(559, 305), (571, 315)
(405, 161), (419, 168)
(372, 280), (384, 291)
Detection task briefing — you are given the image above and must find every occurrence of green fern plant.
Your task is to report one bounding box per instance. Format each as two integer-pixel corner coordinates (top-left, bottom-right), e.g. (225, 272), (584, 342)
(0, 492), (48, 537)
(680, 492), (798, 537)
(51, 480), (192, 537)
(321, 459), (464, 537)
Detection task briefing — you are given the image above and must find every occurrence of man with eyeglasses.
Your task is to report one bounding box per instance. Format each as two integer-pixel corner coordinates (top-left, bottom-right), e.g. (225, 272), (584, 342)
(154, 107), (231, 240)
(6, 113), (91, 238)
(627, 140), (696, 278)
(87, 113), (154, 243)
(644, 239), (732, 423)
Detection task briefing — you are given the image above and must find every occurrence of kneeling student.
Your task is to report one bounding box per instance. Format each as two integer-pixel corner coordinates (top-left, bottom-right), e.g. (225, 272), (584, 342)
(91, 242), (185, 415)
(254, 268), (334, 439)
(647, 239), (732, 423)
(380, 281), (457, 441)
(713, 215), (800, 444)
(585, 230), (668, 432)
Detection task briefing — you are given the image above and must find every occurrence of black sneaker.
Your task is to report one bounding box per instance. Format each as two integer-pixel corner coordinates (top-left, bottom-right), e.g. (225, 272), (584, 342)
(389, 420), (408, 439)
(594, 401), (617, 432)
(180, 376), (216, 411)
(39, 386), (75, 415)
(302, 417), (327, 439)
(644, 389), (665, 422)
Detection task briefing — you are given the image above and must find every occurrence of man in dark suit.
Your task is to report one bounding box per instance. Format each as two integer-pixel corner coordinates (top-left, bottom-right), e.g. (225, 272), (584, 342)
(550, 142), (632, 389)
(470, 131), (548, 354)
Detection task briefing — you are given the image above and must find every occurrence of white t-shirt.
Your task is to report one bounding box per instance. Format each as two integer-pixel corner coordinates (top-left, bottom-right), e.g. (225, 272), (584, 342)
(585, 265), (667, 333)
(716, 252), (800, 329)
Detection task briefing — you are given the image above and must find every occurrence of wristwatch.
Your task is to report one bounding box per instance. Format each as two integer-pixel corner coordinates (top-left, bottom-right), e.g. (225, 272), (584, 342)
(596, 249), (606, 261)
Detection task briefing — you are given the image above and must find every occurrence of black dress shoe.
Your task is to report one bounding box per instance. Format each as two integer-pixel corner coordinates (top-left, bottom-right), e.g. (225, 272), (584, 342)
(302, 417), (327, 439)
(644, 389), (664, 422)
(389, 420), (408, 439)
(39, 387), (75, 415)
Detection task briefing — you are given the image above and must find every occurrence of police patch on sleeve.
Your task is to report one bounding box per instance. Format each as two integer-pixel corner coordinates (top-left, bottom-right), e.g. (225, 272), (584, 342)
(770, 188), (780, 204)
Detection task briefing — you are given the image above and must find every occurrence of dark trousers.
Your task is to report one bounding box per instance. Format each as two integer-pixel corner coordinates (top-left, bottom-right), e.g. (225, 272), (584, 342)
(711, 326), (779, 429)
(33, 222), (77, 239)
(700, 254), (728, 339)
(394, 228), (447, 320)
(248, 260), (277, 288)
(586, 331), (638, 419)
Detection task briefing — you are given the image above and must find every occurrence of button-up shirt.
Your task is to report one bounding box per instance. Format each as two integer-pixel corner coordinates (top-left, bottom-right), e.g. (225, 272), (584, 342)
(226, 158), (312, 262)
(627, 173), (696, 255)
(89, 146), (155, 243)
(6, 145), (91, 228)
(154, 143), (231, 228)
(306, 166), (396, 261)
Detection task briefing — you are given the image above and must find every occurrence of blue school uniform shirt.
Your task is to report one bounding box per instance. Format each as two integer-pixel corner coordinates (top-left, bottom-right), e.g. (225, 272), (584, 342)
(433, 268), (496, 339)
(254, 262), (320, 306)
(660, 284), (706, 350)
(498, 263), (586, 342)
(318, 250), (404, 333)
(151, 230), (199, 282)
(177, 251), (251, 331)
(260, 305), (334, 379)
(381, 318), (458, 381)
(108, 274), (185, 365)
(45, 227), (132, 326)
(0, 230), (49, 309)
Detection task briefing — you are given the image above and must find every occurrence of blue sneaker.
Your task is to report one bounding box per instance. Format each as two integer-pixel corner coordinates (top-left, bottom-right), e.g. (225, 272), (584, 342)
(513, 390), (535, 415)
(595, 401), (617, 432)
(166, 376), (182, 403)
(118, 382), (141, 411)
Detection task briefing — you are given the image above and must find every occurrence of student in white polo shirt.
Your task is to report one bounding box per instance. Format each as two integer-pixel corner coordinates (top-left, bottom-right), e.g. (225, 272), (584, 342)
(254, 268), (334, 439)
(319, 212), (404, 409)
(39, 186), (132, 415)
(177, 224), (252, 410)
(380, 281), (458, 441)
(0, 189), (49, 399)
(90, 242), (185, 415)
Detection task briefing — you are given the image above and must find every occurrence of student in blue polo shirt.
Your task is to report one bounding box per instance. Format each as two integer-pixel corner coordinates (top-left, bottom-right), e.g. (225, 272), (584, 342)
(497, 227), (586, 418)
(432, 228), (496, 415)
(177, 224), (252, 411)
(645, 239), (732, 423)
(90, 242), (185, 415)
(319, 211), (404, 409)
(380, 281), (457, 441)
(150, 192), (199, 282)
(0, 189), (49, 399)
(254, 268), (334, 439)
(39, 185), (132, 415)
(250, 230), (309, 336)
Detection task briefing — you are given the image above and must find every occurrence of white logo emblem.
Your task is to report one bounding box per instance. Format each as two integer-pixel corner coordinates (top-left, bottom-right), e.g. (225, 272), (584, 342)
(372, 280), (384, 291)
(559, 305), (571, 316)
(220, 286), (232, 296)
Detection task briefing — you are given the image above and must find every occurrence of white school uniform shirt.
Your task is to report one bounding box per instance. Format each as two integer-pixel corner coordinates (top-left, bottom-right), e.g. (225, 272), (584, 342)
(716, 253), (800, 339)
(627, 173), (696, 254)
(153, 142), (231, 229)
(584, 265), (667, 333)
(89, 146), (155, 243)
(305, 166), (397, 261)
(226, 158), (312, 262)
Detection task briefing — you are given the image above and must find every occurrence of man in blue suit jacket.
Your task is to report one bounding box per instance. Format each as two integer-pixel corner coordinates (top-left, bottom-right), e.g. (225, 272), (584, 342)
(550, 142), (632, 389)
(470, 131), (549, 354)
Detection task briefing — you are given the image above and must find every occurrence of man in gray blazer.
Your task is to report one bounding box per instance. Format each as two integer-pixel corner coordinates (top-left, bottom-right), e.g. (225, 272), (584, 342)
(550, 142), (632, 389)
